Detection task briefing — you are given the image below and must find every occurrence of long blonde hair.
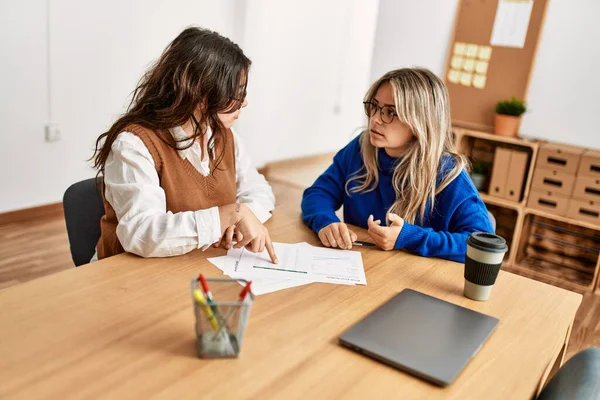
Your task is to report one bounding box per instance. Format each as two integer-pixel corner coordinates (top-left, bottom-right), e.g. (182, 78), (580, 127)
(346, 68), (468, 224)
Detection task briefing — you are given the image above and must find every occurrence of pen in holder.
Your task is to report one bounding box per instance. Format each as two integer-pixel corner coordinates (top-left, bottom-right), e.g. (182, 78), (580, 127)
(191, 276), (254, 358)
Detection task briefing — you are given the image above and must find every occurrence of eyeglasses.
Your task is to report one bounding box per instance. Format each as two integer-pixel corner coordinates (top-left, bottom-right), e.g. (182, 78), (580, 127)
(363, 101), (397, 124)
(223, 92), (247, 113)
(231, 90), (247, 104)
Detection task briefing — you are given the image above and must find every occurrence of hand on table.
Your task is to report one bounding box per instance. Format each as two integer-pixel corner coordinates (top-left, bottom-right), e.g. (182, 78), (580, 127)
(367, 213), (404, 251)
(318, 222), (358, 250)
(217, 203), (278, 264)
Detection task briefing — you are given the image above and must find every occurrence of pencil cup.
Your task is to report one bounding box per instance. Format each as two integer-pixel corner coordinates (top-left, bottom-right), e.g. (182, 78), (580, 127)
(191, 277), (254, 358)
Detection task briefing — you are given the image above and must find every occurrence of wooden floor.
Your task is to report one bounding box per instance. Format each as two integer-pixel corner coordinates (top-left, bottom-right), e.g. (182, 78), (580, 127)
(0, 212), (73, 290)
(0, 156), (598, 360)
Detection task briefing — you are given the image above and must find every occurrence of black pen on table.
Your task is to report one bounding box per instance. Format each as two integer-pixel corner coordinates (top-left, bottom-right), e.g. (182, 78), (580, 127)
(353, 240), (375, 247)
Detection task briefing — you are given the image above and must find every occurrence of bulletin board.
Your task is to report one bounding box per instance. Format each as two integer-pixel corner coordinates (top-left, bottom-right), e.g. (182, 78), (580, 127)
(444, 0), (550, 131)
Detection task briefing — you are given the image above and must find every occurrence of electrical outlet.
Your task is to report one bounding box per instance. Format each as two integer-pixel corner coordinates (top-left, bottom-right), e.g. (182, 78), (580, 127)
(45, 124), (61, 142)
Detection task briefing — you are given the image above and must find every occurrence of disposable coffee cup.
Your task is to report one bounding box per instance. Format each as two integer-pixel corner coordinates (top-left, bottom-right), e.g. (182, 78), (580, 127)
(464, 232), (508, 301)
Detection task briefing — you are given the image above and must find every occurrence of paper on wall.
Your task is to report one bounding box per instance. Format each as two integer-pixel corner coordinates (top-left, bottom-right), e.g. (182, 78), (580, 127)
(490, 0), (533, 48)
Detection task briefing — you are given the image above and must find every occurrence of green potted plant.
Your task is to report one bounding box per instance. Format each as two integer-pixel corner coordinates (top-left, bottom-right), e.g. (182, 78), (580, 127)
(494, 97), (526, 137)
(470, 160), (491, 191)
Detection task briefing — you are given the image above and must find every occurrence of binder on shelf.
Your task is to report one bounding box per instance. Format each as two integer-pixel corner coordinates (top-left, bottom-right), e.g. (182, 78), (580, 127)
(505, 150), (529, 202)
(489, 147), (511, 199)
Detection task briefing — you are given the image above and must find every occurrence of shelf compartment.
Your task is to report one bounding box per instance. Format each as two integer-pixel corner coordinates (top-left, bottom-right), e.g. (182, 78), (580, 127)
(515, 214), (600, 292)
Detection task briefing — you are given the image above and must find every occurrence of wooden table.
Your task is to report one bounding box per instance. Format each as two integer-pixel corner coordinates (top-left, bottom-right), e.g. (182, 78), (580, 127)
(0, 185), (582, 399)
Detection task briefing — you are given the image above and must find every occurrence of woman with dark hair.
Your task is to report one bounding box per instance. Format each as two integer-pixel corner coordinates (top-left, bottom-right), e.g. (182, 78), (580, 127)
(92, 27), (278, 263)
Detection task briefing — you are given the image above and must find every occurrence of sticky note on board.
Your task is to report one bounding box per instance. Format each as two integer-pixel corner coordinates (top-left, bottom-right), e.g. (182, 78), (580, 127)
(451, 56), (464, 69)
(473, 74), (487, 89)
(460, 72), (473, 86)
(475, 61), (489, 74)
(448, 69), (461, 84)
(478, 46), (492, 61)
(454, 42), (467, 56)
(466, 44), (479, 58)
(463, 59), (475, 72)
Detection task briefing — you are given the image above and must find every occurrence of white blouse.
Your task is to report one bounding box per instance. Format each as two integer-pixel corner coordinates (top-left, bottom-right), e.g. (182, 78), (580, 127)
(98, 126), (275, 259)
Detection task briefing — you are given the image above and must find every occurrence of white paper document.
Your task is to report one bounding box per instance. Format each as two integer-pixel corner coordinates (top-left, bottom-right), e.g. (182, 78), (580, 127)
(490, 0), (533, 48)
(207, 256), (309, 295)
(309, 245), (367, 285)
(228, 243), (366, 285)
(206, 242), (367, 295)
(227, 243), (313, 280)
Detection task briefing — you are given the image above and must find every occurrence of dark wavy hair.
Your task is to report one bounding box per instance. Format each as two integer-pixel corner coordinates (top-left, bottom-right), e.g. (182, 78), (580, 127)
(92, 27), (251, 174)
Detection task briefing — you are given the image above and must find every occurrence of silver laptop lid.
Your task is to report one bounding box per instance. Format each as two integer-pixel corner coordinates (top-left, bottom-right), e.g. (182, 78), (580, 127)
(339, 289), (499, 386)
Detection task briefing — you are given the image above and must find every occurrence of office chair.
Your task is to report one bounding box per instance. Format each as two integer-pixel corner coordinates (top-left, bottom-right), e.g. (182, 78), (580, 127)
(537, 347), (600, 400)
(63, 177), (105, 266)
(488, 211), (496, 232)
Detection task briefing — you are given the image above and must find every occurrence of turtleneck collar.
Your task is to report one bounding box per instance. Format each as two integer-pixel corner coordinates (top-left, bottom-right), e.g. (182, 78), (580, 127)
(378, 148), (401, 176)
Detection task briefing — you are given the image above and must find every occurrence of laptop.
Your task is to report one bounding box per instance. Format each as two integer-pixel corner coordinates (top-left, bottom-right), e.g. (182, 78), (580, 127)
(339, 289), (499, 386)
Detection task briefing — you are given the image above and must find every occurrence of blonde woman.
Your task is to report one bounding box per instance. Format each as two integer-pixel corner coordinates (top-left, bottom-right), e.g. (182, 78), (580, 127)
(301, 68), (493, 262)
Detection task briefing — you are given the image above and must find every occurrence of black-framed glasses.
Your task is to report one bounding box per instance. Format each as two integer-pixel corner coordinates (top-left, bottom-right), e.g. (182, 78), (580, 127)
(363, 101), (397, 124)
(230, 90), (247, 104)
(223, 91), (247, 113)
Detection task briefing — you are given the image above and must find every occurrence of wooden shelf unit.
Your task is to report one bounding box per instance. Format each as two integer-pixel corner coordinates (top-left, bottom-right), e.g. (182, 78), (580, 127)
(455, 128), (600, 294)
(479, 193), (522, 211)
(525, 207), (600, 232)
(515, 212), (599, 292)
(485, 203), (520, 265)
(455, 128), (539, 205)
(597, 256), (600, 294)
(504, 263), (591, 294)
(454, 128), (540, 148)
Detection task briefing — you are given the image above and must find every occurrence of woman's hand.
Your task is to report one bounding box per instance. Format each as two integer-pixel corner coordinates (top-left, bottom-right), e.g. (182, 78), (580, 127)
(213, 225), (243, 250)
(367, 213), (404, 251)
(219, 203), (278, 263)
(318, 222), (358, 249)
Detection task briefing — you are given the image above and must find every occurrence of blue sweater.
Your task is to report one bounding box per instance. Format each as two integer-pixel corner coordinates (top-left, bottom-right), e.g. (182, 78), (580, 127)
(301, 135), (493, 262)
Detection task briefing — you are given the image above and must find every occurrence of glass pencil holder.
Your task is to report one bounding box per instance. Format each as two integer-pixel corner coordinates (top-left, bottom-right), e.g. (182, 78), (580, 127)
(191, 277), (254, 358)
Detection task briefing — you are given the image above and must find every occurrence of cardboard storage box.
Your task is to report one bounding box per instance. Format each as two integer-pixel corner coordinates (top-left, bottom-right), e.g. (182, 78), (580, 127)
(531, 168), (575, 196)
(527, 189), (570, 216)
(536, 143), (583, 174)
(567, 199), (600, 226)
(578, 150), (600, 178)
(572, 176), (600, 202)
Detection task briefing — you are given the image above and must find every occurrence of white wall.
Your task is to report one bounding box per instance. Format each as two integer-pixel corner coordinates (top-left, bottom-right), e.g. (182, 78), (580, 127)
(521, 0), (600, 148)
(370, 0), (600, 149)
(0, 0), (238, 213)
(370, 0), (459, 81)
(0, 1), (49, 213)
(1, 0), (378, 213)
(4, 0), (597, 213)
(238, 0), (379, 166)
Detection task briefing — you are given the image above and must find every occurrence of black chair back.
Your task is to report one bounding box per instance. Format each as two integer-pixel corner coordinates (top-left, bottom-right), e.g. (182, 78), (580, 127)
(63, 177), (105, 266)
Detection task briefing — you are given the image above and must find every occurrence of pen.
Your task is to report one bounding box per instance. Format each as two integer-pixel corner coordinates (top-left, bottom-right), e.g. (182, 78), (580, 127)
(353, 240), (376, 247)
(192, 288), (220, 330)
(198, 274), (228, 327)
(194, 288), (235, 355)
(198, 274), (215, 303)
(238, 281), (252, 302)
(214, 281), (253, 339)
